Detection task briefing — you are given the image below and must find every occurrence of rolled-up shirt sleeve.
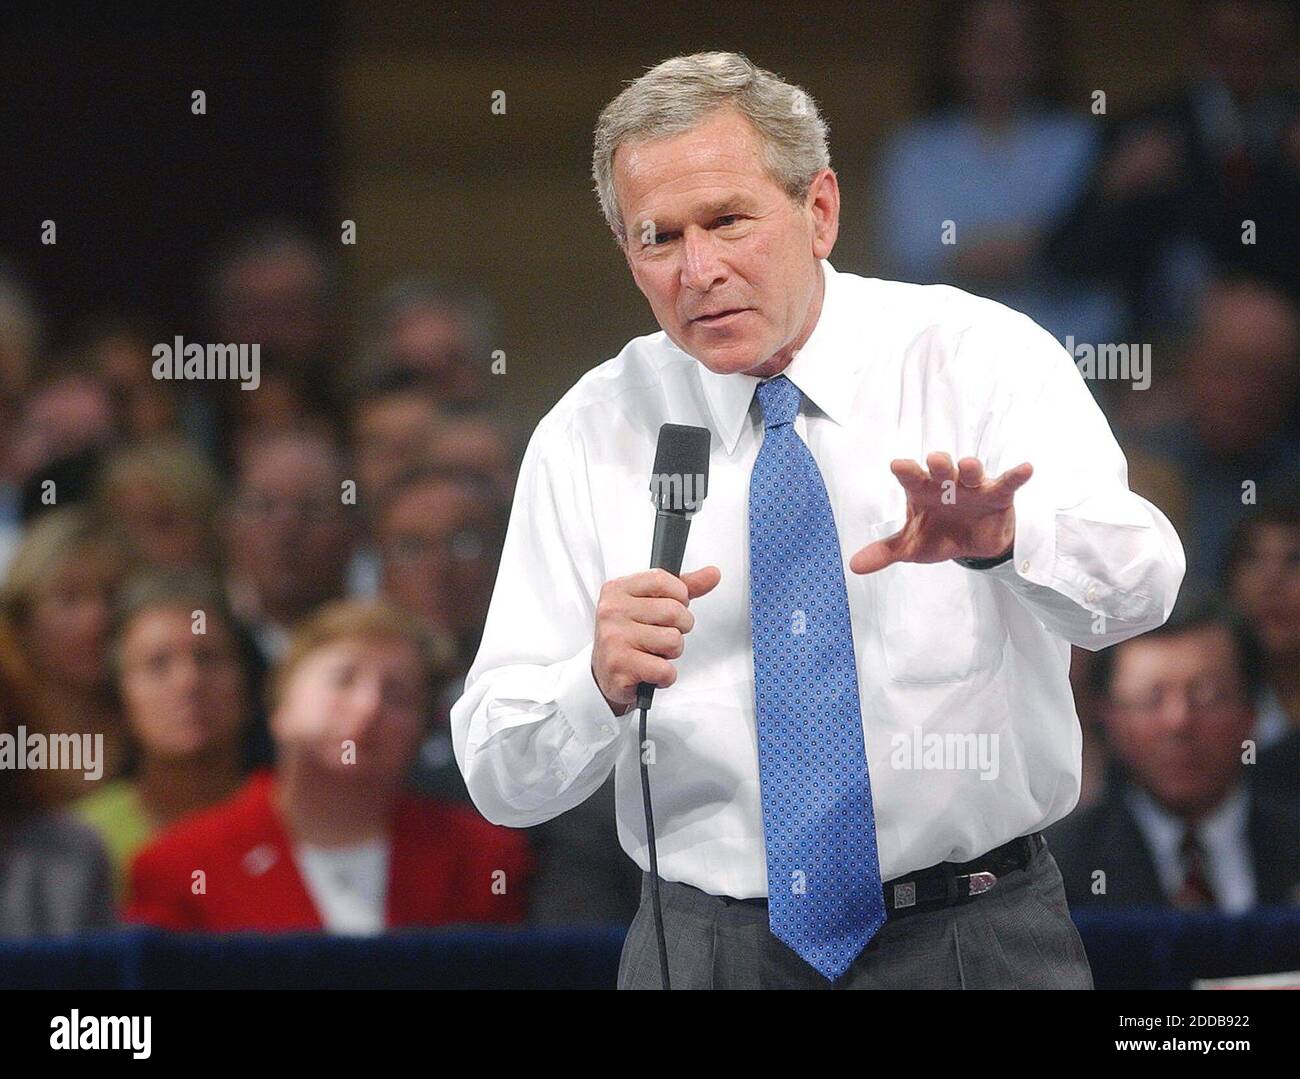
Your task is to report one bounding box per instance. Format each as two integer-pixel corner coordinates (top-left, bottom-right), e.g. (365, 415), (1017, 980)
(967, 310), (1187, 649)
(451, 412), (628, 828)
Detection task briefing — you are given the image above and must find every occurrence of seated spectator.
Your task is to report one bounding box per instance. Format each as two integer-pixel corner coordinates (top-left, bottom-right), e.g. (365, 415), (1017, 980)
(425, 410), (521, 511)
(0, 506), (130, 805)
(203, 221), (337, 381)
(1047, 582), (1300, 911)
(368, 463), (636, 924)
(373, 462), (498, 803)
(126, 599), (531, 933)
(348, 364), (448, 512)
(10, 369), (117, 520)
(1126, 277), (1300, 581)
(74, 571), (254, 900)
(875, 0), (1120, 345)
(188, 222), (341, 471)
(1224, 491), (1300, 794)
(376, 462), (502, 673)
(223, 429), (358, 662)
(0, 265), (42, 578)
(95, 440), (226, 575)
(343, 363), (450, 598)
(1048, 0), (1300, 333)
(0, 614), (115, 936)
(360, 277), (491, 407)
(79, 319), (180, 442)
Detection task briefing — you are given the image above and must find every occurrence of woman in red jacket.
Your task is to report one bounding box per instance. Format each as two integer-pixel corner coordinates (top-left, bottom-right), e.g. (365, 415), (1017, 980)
(127, 598), (531, 933)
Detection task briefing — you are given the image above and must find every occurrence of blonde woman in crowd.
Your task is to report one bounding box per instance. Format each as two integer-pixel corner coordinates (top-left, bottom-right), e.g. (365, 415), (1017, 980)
(94, 440), (226, 575)
(0, 506), (130, 805)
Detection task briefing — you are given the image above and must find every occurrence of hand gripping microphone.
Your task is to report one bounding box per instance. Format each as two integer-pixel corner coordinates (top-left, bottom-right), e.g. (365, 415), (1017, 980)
(637, 423), (712, 709)
(637, 423), (710, 990)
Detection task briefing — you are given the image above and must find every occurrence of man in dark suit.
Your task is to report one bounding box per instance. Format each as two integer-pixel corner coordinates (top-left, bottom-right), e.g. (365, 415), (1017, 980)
(1048, 0), (1300, 328)
(1048, 582), (1300, 910)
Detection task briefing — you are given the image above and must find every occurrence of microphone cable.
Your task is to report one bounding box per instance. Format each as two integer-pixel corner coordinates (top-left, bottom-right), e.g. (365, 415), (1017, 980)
(637, 695), (670, 989)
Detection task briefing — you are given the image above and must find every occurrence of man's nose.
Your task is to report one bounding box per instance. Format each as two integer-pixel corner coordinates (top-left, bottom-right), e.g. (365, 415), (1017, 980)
(1154, 691), (1194, 734)
(680, 228), (726, 293)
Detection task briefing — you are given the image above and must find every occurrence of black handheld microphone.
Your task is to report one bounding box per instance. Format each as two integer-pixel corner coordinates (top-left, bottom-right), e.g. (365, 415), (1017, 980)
(636, 422), (710, 991)
(636, 423), (712, 711)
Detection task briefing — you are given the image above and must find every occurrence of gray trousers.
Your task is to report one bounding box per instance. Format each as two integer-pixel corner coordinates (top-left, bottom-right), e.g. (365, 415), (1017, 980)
(618, 839), (1094, 989)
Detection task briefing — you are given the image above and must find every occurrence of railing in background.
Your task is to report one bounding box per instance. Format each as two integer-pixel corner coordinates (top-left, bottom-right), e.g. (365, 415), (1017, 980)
(2, 909), (1297, 990)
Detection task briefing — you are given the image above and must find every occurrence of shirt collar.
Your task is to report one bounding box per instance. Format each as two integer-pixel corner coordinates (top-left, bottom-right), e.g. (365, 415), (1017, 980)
(690, 258), (862, 454)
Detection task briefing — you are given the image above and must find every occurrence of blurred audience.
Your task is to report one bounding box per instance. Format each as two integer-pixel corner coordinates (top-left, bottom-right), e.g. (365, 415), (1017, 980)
(95, 440), (226, 574)
(425, 410), (521, 509)
(126, 599), (531, 933)
(74, 571), (255, 899)
(205, 223), (336, 377)
(0, 266), (42, 574)
(80, 320), (180, 442)
(344, 364), (449, 597)
(223, 429), (358, 662)
(187, 222), (342, 471)
(0, 4), (1295, 940)
(0, 616), (115, 936)
(1224, 494), (1300, 789)
(376, 463), (503, 673)
(9, 369), (117, 528)
(374, 462), (497, 802)
(349, 364), (449, 513)
(0, 507), (130, 806)
(1049, 0), (1300, 334)
(876, 0), (1121, 345)
(1124, 278), (1300, 580)
(360, 278), (491, 408)
(1047, 583), (1300, 910)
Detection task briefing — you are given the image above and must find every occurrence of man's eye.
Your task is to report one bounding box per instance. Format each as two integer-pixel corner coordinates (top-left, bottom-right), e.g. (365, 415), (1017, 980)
(716, 215), (740, 227)
(653, 232), (674, 246)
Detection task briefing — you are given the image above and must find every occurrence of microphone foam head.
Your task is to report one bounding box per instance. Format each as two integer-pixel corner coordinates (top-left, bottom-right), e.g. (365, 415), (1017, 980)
(649, 423), (711, 514)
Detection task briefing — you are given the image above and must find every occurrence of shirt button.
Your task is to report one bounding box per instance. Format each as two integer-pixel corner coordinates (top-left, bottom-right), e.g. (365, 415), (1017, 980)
(1085, 584), (1099, 604)
(600, 723), (614, 737)
(1019, 559), (1031, 573)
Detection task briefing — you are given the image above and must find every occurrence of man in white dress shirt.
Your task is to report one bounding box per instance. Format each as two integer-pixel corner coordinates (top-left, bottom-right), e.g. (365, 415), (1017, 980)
(451, 51), (1186, 988)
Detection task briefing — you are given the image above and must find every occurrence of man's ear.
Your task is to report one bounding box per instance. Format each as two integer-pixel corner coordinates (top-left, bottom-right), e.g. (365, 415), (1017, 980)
(808, 167), (840, 260)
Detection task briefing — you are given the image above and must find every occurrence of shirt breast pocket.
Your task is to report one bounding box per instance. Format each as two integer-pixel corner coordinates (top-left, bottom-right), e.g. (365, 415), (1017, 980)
(878, 559), (1000, 684)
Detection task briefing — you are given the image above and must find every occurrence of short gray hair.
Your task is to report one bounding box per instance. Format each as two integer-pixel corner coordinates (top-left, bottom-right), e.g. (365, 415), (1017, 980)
(592, 51), (830, 244)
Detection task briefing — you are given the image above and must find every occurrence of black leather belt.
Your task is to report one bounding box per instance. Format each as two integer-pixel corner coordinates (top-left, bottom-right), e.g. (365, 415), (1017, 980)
(725, 832), (1046, 918)
(882, 832), (1046, 918)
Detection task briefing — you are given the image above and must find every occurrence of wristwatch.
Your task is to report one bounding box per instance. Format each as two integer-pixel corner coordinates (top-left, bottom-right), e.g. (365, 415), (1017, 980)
(953, 545), (1014, 570)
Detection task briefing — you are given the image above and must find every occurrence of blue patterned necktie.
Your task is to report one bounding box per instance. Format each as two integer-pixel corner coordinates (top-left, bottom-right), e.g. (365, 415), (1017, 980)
(748, 374), (886, 981)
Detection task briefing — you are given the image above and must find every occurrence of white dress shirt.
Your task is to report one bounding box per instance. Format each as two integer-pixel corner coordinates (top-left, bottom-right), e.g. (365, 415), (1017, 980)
(1125, 784), (1256, 913)
(451, 258), (1186, 898)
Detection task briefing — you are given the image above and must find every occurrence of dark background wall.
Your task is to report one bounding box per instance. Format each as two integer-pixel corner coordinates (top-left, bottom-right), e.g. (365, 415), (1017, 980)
(1, 4), (338, 348)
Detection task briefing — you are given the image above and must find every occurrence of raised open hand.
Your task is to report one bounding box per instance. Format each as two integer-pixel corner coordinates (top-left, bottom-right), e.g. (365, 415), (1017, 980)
(849, 452), (1033, 575)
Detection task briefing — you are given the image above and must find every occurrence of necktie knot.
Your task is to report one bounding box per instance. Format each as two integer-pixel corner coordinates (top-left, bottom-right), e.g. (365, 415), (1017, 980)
(756, 374), (802, 429)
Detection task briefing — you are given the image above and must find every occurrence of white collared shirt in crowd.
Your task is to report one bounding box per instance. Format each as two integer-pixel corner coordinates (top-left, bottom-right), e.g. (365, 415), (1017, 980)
(451, 259), (1186, 898)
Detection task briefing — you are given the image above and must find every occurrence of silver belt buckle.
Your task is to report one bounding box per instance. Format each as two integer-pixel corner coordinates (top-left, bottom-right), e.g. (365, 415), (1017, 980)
(963, 870), (998, 896)
(893, 881), (917, 909)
